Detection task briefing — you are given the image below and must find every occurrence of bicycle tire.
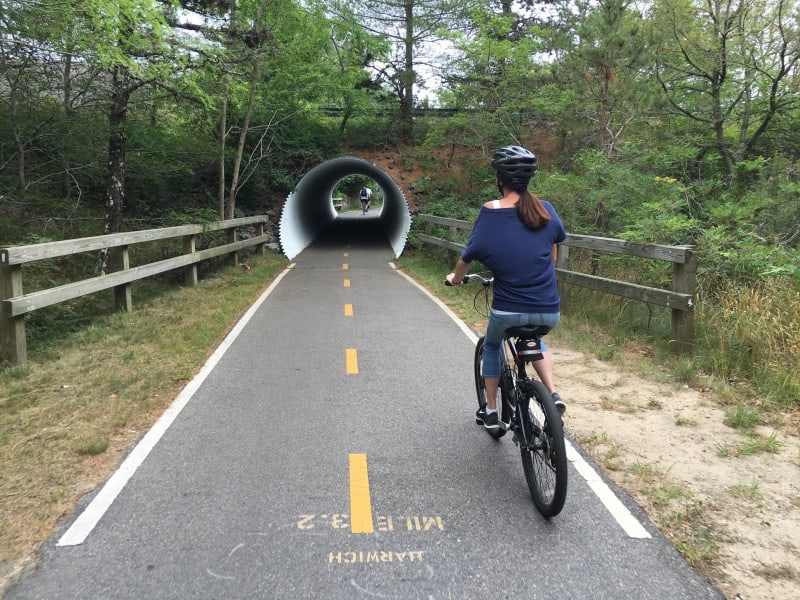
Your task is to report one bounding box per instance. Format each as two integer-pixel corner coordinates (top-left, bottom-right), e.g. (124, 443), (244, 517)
(473, 337), (507, 439)
(518, 379), (568, 517)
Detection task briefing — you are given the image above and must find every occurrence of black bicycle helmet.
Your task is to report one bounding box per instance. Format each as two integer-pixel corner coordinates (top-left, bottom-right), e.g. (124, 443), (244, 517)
(491, 145), (538, 183)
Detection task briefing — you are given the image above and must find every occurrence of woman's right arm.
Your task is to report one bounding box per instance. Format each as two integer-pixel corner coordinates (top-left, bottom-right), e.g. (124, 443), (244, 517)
(447, 258), (471, 285)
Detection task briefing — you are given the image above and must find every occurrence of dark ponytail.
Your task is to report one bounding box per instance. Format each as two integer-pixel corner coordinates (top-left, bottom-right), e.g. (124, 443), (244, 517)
(503, 179), (551, 230)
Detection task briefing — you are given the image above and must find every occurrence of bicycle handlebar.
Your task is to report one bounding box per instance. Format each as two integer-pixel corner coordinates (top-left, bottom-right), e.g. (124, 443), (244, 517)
(444, 273), (493, 286)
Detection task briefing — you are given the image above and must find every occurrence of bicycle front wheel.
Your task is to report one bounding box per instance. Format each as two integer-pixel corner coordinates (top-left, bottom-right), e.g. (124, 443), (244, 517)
(473, 337), (507, 439)
(518, 380), (568, 517)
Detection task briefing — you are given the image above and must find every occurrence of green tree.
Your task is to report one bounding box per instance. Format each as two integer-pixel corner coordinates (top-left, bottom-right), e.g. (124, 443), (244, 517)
(326, 7), (390, 133)
(550, 0), (655, 155)
(0, 1), (105, 197)
(653, 0), (800, 184)
(327, 0), (469, 142)
(437, 3), (547, 150)
(5, 1), (206, 238)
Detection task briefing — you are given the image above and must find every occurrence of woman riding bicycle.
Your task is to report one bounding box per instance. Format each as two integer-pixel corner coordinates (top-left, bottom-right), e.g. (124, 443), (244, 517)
(446, 145), (567, 431)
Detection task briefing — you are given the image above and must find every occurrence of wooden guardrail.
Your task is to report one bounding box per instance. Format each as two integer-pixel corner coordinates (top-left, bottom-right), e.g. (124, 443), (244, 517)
(414, 213), (697, 354)
(0, 216), (270, 364)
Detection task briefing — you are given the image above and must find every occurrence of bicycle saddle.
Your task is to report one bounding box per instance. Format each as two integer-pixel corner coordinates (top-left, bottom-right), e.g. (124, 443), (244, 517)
(505, 325), (550, 338)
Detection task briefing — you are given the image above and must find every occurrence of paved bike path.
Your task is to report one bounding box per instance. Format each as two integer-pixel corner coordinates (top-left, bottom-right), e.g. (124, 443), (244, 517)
(8, 221), (723, 599)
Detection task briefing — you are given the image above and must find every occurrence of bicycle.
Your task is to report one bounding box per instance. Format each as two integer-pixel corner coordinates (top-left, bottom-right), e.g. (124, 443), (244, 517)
(447, 273), (568, 517)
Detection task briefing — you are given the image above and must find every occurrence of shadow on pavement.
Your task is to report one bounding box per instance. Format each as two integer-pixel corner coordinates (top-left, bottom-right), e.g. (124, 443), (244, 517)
(310, 212), (391, 252)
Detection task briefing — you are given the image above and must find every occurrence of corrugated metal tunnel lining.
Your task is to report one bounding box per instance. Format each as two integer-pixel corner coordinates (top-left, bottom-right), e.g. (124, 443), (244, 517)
(278, 156), (411, 260)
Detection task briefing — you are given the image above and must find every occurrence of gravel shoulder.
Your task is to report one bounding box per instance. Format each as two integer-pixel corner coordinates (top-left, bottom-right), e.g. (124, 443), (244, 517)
(555, 344), (800, 600)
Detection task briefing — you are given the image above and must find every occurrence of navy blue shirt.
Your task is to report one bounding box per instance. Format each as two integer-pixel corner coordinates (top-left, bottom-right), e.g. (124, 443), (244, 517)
(461, 201), (566, 313)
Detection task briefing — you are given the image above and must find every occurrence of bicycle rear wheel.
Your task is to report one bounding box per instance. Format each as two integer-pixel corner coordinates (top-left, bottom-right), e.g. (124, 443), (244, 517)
(473, 337), (507, 439)
(518, 379), (567, 517)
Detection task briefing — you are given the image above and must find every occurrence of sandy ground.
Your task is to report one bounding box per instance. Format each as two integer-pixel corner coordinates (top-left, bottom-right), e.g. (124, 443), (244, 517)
(554, 344), (800, 600)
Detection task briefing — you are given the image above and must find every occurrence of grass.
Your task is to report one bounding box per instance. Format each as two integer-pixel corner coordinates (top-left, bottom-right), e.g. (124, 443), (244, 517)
(727, 482), (761, 500)
(600, 395), (638, 414)
(724, 404), (760, 430)
(714, 432), (784, 458)
(740, 432), (784, 456)
(699, 280), (800, 410)
(714, 443), (733, 458)
(573, 431), (626, 471)
(0, 251), (288, 565)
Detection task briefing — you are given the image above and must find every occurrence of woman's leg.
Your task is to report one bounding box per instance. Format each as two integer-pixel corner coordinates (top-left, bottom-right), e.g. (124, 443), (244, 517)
(532, 351), (556, 393)
(523, 313), (565, 414)
(484, 377), (500, 411)
(481, 310), (516, 412)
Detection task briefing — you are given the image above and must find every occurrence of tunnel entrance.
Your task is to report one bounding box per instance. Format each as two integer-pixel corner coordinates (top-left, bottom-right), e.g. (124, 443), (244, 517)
(278, 156), (411, 260)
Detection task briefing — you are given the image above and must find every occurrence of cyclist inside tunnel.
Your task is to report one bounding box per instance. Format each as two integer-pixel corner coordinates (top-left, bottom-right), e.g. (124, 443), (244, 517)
(446, 145), (567, 430)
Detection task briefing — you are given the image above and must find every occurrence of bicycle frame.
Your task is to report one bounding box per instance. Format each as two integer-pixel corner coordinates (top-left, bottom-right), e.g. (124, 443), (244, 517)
(498, 337), (535, 442)
(451, 271), (568, 516)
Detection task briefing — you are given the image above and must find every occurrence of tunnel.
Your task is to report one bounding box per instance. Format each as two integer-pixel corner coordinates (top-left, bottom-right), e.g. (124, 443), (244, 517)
(278, 156), (412, 260)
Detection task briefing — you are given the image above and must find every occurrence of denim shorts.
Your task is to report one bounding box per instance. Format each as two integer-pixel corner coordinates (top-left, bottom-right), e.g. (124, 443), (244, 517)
(482, 309), (560, 378)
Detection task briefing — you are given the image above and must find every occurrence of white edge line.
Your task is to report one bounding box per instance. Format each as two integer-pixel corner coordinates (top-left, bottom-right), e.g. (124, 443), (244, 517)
(57, 263), (297, 547)
(391, 262), (651, 540)
(566, 440), (651, 538)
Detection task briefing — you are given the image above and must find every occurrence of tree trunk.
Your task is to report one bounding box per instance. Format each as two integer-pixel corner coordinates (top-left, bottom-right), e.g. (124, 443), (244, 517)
(226, 56), (259, 220)
(338, 104), (353, 133)
(225, 0), (268, 220)
(106, 66), (129, 237)
(599, 70), (610, 153)
(218, 89), (228, 219)
(711, 86), (735, 184)
(13, 128), (25, 192)
(62, 52), (73, 196)
(399, 0), (415, 143)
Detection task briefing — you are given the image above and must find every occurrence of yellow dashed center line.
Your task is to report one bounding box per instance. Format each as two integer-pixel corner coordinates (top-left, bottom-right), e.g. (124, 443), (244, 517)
(348, 453), (374, 534)
(343, 263), (349, 270)
(344, 304), (353, 317)
(343, 279), (350, 288)
(345, 348), (359, 374)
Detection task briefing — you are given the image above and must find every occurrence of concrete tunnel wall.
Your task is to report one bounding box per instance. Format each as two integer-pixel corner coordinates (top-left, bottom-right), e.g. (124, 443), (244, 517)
(278, 156), (412, 261)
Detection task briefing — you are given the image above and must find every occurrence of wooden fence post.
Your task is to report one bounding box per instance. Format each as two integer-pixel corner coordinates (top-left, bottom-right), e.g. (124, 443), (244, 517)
(183, 234), (199, 286)
(0, 255), (26, 363)
(109, 246), (133, 311)
(671, 248), (697, 355)
(256, 222), (266, 256)
(227, 226), (239, 267)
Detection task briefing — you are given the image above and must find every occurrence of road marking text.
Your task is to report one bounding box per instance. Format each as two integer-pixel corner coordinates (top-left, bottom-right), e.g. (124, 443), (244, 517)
(328, 550), (424, 564)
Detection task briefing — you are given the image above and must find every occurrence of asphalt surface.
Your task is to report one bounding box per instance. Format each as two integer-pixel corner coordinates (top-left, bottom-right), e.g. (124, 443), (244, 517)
(7, 215), (724, 599)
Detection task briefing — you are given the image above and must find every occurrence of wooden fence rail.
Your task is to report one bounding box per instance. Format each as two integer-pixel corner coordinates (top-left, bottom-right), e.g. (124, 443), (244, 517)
(1, 216), (270, 364)
(413, 213), (697, 354)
